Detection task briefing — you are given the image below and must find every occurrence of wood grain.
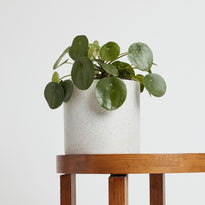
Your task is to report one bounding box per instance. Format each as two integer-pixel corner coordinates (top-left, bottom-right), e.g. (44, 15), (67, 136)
(150, 174), (165, 205)
(57, 153), (205, 174)
(109, 174), (128, 205)
(60, 174), (76, 205)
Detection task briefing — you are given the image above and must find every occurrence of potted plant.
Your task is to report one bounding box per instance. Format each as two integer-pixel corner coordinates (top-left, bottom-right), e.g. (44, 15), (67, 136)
(44, 35), (166, 154)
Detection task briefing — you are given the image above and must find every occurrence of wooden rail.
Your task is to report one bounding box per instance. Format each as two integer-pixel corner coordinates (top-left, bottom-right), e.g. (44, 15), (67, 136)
(57, 153), (205, 174)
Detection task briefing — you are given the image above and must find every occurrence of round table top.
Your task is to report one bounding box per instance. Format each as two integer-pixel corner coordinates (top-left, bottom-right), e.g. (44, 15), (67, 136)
(57, 153), (205, 174)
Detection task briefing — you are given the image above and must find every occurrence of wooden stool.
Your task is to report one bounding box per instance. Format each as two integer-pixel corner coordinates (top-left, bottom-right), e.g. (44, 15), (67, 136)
(57, 153), (205, 205)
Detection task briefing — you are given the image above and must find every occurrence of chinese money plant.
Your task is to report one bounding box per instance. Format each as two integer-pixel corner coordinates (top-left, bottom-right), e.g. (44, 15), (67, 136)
(44, 35), (166, 110)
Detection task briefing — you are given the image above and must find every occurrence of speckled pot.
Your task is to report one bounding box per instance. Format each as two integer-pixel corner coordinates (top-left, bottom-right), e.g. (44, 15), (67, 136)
(64, 79), (140, 154)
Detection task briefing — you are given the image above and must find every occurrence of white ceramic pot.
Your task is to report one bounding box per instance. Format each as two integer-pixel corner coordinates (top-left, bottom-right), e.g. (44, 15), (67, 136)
(64, 79), (140, 154)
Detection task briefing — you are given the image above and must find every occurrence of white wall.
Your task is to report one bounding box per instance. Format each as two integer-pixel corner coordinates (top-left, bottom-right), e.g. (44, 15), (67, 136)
(0, 0), (205, 204)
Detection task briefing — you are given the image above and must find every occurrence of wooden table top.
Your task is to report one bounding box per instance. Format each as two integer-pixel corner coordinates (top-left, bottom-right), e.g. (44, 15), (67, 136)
(57, 153), (205, 174)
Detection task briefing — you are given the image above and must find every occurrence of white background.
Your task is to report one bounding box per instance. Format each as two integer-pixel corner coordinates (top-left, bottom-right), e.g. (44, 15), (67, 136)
(0, 0), (205, 204)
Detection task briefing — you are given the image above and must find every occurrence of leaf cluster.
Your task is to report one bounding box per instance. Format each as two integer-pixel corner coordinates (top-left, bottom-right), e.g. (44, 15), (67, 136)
(44, 35), (167, 110)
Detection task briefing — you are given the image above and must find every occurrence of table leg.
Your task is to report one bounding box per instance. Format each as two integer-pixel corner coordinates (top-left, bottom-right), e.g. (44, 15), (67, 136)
(109, 174), (128, 205)
(60, 174), (76, 205)
(150, 173), (165, 205)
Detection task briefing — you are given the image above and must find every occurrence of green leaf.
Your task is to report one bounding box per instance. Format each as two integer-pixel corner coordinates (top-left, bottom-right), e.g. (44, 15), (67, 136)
(128, 42), (153, 71)
(120, 69), (135, 78)
(140, 83), (144, 93)
(71, 56), (95, 90)
(133, 74), (144, 83)
(88, 40), (100, 60)
(44, 82), (64, 109)
(112, 61), (135, 77)
(57, 59), (69, 67)
(61, 80), (73, 102)
(69, 35), (88, 60)
(101, 63), (119, 76)
(52, 72), (60, 83)
(95, 77), (127, 110)
(99, 42), (120, 61)
(53, 47), (70, 70)
(143, 73), (166, 97)
(133, 74), (145, 93)
(112, 61), (132, 71)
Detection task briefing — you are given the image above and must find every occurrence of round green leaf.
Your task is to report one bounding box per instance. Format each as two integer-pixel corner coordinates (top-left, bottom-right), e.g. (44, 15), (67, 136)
(120, 69), (135, 78)
(95, 77), (127, 110)
(101, 63), (119, 76)
(61, 80), (73, 102)
(69, 35), (88, 60)
(128, 42), (153, 71)
(44, 82), (64, 109)
(112, 61), (135, 77)
(140, 83), (144, 93)
(99, 42), (120, 61)
(144, 73), (166, 97)
(52, 72), (60, 83)
(112, 61), (132, 71)
(71, 56), (95, 90)
(133, 74), (144, 83)
(133, 74), (145, 93)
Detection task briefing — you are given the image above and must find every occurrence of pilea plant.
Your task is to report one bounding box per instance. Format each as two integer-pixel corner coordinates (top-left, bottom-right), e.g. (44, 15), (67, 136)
(44, 35), (166, 110)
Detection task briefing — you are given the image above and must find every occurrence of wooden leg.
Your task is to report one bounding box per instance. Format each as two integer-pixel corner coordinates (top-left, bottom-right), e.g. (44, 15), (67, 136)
(150, 174), (165, 205)
(109, 174), (128, 205)
(60, 174), (76, 205)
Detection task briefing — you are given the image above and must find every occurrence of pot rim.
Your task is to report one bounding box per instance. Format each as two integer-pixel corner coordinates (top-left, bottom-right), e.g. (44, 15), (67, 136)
(92, 78), (140, 84)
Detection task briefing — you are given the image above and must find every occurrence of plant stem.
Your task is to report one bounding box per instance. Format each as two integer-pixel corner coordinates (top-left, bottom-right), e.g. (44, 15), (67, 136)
(59, 74), (71, 80)
(109, 52), (128, 63)
(94, 64), (101, 70)
(119, 52), (128, 56)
